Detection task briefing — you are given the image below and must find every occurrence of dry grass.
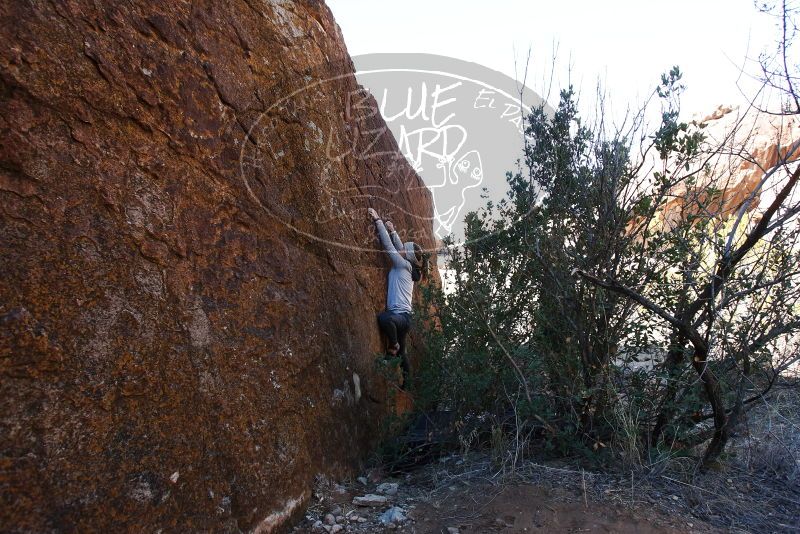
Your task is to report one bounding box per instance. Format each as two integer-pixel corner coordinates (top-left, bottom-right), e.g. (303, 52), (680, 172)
(297, 381), (799, 533)
(386, 384), (800, 533)
(515, 385), (800, 533)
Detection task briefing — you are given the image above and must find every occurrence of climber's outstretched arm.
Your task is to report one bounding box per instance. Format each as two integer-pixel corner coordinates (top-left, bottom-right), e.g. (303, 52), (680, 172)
(369, 208), (408, 269)
(385, 220), (405, 253)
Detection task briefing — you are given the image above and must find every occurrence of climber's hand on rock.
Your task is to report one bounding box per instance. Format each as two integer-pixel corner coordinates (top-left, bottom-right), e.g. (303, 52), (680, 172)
(368, 208), (379, 221)
(385, 221), (395, 232)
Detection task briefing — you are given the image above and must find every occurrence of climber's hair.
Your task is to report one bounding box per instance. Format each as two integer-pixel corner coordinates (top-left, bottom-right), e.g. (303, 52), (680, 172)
(411, 243), (427, 282)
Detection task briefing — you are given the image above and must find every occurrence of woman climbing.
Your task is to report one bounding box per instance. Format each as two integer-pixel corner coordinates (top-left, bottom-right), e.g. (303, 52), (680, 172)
(368, 207), (424, 388)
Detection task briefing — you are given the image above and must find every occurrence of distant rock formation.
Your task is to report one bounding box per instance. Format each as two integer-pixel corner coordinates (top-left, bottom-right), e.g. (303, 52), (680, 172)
(659, 105), (800, 227)
(0, 1), (436, 531)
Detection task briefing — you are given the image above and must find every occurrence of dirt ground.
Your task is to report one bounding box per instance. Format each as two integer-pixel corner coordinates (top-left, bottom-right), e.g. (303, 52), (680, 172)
(293, 461), (716, 534)
(295, 388), (799, 533)
(407, 482), (704, 533)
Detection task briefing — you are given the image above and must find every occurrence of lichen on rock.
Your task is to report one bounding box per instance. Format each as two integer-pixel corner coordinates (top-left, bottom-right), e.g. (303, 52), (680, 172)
(0, 1), (436, 531)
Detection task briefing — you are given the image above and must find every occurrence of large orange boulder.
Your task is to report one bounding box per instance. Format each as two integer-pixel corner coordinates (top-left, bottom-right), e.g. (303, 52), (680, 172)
(0, 1), (436, 531)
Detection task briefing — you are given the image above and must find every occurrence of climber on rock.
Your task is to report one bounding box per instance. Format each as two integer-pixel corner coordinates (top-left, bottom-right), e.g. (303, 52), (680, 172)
(368, 207), (425, 387)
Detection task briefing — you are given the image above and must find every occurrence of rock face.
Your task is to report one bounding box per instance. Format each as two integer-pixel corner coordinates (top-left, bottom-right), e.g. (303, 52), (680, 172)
(660, 105), (800, 226)
(0, 1), (436, 532)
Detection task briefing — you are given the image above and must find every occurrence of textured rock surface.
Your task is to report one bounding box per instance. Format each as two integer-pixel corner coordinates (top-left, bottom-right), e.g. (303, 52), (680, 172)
(660, 105), (800, 225)
(0, 1), (435, 532)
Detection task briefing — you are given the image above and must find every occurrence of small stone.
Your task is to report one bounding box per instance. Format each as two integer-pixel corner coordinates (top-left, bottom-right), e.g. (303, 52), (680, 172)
(169, 471), (180, 484)
(324, 513), (336, 525)
(367, 468), (384, 483)
(376, 482), (399, 496)
(311, 520), (324, 533)
(357, 476), (368, 485)
(447, 528), (460, 534)
(330, 505), (342, 515)
(335, 516), (344, 523)
(330, 525), (343, 534)
(379, 506), (407, 525)
(357, 517), (367, 523)
(671, 495), (679, 501)
(353, 494), (388, 507)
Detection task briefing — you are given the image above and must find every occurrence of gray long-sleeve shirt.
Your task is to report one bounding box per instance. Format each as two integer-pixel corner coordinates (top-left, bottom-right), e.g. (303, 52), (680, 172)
(374, 219), (414, 314)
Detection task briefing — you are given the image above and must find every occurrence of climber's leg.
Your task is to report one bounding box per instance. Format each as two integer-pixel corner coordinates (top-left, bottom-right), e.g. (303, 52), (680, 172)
(396, 313), (411, 356)
(398, 354), (410, 389)
(377, 311), (400, 355)
(396, 313), (412, 389)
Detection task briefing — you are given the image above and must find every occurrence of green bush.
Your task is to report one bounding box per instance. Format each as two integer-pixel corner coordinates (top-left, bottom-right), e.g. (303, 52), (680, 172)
(410, 72), (800, 469)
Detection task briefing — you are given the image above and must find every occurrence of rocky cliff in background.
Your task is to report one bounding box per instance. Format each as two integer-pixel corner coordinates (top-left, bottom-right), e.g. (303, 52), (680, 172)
(0, 1), (436, 531)
(659, 105), (800, 227)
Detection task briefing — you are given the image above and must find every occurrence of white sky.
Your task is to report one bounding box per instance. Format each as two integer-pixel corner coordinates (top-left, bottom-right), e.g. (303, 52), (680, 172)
(327, 0), (779, 122)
